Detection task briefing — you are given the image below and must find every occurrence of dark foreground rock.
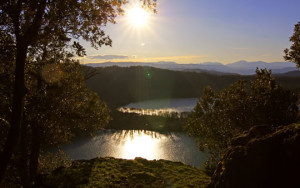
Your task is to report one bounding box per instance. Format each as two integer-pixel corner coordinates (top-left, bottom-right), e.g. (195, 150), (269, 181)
(209, 124), (300, 188)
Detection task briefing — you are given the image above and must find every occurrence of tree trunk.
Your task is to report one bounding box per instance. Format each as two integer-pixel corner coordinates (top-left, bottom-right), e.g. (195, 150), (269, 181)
(29, 122), (41, 185)
(19, 119), (30, 187)
(0, 44), (27, 182)
(0, 0), (46, 183)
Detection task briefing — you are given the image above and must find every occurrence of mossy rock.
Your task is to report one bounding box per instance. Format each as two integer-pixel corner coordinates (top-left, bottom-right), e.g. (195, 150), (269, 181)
(209, 124), (300, 188)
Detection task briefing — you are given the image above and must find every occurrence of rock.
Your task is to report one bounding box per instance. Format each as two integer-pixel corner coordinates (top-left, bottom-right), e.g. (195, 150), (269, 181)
(230, 125), (274, 146)
(209, 124), (300, 188)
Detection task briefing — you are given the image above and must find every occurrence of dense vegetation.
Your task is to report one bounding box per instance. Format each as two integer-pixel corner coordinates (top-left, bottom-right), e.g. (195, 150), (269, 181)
(0, 57), (111, 186)
(0, 1), (156, 186)
(184, 69), (299, 175)
(84, 66), (300, 107)
(40, 157), (210, 187)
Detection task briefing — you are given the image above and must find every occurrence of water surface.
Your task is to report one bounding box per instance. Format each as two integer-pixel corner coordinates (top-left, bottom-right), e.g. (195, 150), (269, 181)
(63, 130), (205, 167)
(118, 98), (198, 116)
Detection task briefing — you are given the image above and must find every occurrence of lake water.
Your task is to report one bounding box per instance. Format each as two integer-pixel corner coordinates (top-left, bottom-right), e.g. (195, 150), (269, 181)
(63, 98), (205, 167)
(118, 98), (198, 116)
(63, 130), (206, 167)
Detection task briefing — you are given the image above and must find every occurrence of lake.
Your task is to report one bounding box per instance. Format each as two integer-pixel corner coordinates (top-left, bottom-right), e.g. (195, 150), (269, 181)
(118, 98), (198, 116)
(63, 130), (206, 167)
(63, 98), (205, 167)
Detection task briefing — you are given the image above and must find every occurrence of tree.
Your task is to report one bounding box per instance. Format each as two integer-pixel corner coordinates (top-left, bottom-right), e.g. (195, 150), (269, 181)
(249, 69), (298, 125)
(185, 69), (299, 174)
(0, 53), (111, 186)
(284, 21), (300, 68)
(0, 0), (156, 184)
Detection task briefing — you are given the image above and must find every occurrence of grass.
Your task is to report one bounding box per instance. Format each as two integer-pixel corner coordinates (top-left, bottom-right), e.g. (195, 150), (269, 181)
(40, 157), (210, 187)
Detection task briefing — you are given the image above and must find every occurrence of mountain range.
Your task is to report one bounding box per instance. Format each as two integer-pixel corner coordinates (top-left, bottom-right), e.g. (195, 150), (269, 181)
(85, 60), (299, 75)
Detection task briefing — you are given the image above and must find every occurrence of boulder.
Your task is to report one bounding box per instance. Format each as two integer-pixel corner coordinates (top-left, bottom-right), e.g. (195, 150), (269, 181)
(209, 124), (300, 188)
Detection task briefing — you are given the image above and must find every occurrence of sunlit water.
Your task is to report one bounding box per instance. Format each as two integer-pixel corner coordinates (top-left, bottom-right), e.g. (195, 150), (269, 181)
(118, 98), (198, 116)
(63, 130), (206, 167)
(64, 99), (204, 167)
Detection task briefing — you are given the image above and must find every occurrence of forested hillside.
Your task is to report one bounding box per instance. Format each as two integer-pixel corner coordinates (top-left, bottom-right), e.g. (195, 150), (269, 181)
(83, 66), (300, 107)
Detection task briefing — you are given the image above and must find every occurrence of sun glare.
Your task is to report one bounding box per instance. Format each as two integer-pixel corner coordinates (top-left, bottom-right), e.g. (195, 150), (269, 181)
(127, 6), (149, 28)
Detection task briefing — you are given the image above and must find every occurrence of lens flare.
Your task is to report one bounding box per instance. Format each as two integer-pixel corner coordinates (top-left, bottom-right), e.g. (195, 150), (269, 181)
(41, 64), (62, 84)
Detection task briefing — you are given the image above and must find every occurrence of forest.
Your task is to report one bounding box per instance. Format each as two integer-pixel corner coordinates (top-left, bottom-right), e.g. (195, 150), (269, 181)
(83, 65), (300, 107)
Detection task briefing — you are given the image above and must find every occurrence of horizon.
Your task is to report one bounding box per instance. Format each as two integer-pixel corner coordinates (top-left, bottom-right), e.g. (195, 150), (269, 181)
(81, 60), (297, 66)
(77, 0), (300, 65)
(82, 60), (300, 75)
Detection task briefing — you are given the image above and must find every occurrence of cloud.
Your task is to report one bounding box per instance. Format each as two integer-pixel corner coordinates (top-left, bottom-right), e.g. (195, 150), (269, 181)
(136, 55), (209, 63)
(83, 55), (210, 64)
(89, 55), (129, 60)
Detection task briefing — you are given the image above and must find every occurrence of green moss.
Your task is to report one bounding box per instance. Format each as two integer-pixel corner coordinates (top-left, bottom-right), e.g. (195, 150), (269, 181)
(41, 157), (210, 188)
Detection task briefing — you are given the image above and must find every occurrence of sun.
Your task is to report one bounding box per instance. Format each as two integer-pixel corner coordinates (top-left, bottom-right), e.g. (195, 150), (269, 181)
(127, 6), (149, 28)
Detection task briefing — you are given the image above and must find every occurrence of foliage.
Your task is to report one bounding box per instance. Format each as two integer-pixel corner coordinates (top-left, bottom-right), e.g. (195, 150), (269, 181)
(284, 22), (300, 68)
(185, 68), (299, 171)
(0, 0), (156, 185)
(0, 30), (15, 150)
(0, 56), (110, 186)
(1, 0), (156, 58)
(25, 59), (111, 143)
(0, 52), (14, 151)
(249, 69), (299, 125)
(40, 157), (210, 187)
(0, 57), (111, 142)
(38, 150), (72, 175)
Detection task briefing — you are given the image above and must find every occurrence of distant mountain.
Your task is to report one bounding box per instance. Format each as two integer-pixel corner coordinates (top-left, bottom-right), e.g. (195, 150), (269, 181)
(85, 61), (298, 75)
(225, 61), (297, 74)
(227, 60), (296, 69)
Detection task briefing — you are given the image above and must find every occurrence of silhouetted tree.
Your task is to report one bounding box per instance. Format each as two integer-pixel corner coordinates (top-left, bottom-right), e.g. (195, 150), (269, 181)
(0, 54), (111, 186)
(185, 69), (299, 174)
(284, 21), (300, 68)
(0, 0), (156, 184)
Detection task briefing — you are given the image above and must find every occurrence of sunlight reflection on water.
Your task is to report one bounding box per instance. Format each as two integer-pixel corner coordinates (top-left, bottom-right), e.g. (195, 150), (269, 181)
(63, 130), (206, 167)
(118, 98), (198, 117)
(122, 132), (158, 159)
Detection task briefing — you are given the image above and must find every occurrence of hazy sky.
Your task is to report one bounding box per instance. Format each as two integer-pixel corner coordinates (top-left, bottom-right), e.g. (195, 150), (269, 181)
(79, 0), (300, 64)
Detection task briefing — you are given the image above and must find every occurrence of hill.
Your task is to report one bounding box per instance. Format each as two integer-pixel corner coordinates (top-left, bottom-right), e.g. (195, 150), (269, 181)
(39, 157), (210, 187)
(83, 66), (300, 107)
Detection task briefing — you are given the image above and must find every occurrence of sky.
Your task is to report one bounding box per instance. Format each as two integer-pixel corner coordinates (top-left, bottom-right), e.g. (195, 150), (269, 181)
(78, 0), (300, 65)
